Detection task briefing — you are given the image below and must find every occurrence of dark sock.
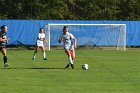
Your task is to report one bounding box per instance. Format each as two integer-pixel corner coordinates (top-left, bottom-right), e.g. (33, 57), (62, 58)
(3, 56), (7, 64)
(65, 64), (70, 68)
(71, 64), (74, 69)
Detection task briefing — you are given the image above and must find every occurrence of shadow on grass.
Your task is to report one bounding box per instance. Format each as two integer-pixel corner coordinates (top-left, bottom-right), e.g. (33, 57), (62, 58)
(0, 67), (65, 70)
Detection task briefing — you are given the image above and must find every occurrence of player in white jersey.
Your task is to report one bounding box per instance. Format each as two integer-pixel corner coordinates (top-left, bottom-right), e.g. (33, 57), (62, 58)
(32, 28), (47, 60)
(59, 26), (77, 69)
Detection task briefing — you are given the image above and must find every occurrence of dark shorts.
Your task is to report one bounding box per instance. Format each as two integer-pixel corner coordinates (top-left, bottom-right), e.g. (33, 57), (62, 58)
(0, 46), (6, 51)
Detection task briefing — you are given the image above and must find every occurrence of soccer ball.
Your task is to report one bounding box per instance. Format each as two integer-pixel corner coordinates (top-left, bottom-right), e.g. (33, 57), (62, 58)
(82, 64), (89, 70)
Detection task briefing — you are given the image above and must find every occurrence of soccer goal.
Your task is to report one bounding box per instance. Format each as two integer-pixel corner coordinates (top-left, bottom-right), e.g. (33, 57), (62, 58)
(45, 24), (126, 51)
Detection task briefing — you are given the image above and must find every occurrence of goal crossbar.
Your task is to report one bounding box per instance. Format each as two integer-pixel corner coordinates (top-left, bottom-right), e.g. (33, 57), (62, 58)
(48, 24), (126, 26)
(46, 23), (126, 51)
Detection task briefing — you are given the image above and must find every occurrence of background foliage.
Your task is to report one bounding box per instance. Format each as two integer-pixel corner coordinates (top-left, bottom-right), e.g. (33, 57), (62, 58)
(0, 0), (140, 20)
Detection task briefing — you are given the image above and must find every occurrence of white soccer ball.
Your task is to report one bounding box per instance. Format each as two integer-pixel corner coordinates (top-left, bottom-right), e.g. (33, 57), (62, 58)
(82, 64), (89, 70)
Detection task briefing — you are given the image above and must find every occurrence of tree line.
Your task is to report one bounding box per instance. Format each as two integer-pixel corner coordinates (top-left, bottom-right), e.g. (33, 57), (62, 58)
(0, 0), (140, 20)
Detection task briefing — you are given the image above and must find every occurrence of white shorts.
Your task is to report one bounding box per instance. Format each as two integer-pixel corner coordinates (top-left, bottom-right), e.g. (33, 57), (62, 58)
(64, 43), (74, 50)
(37, 41), (44, 47)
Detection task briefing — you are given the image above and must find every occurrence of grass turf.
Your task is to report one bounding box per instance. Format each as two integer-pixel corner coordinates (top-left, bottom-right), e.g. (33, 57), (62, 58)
(0, 49), (140, 93)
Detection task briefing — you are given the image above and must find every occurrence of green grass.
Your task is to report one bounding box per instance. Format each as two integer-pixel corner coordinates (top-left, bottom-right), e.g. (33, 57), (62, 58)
(0, 49), (140, 93)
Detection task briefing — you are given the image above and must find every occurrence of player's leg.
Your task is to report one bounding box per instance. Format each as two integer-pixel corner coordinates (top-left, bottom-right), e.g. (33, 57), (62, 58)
(68, 44), (75, 69)
(1, 47), (9, 68)
(65, 49), (74, 69)
(70, 50), (75, 62)
(41, 46), (47, 60)
(64, 49), (71, 68)
(70, 50), (75, 69)
(32, 46), (39, 60)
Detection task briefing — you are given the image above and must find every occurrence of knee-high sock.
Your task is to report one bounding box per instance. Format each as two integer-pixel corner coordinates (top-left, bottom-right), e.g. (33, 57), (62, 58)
(43, 51), (46, 58)
(3, 56), (7, 64)
(68, 56), (73, 64)
(33, 51), (37, 58)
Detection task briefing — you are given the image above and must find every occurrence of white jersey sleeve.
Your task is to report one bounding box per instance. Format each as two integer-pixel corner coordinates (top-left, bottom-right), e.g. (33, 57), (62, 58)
(69, 33), (75, 43)
(69, 33), (75, 39)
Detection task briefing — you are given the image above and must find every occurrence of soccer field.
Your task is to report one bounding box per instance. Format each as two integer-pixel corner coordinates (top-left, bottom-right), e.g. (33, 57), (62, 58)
(0, 49), (140, 93)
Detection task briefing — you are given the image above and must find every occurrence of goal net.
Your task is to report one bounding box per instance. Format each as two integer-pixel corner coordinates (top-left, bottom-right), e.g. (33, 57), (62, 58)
(45, 24), (126, 51)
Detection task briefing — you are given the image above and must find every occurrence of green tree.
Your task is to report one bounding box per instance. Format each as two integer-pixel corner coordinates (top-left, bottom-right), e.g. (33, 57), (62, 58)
(0, 0), (140, 20)
(118, 0), (140, 20)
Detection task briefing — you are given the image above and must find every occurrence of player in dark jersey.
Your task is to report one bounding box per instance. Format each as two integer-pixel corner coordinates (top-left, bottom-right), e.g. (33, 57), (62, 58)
(0, 25), (10, 68)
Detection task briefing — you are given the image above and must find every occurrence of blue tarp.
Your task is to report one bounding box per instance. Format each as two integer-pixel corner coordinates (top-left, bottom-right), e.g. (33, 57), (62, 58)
(0, 20), (140, 46)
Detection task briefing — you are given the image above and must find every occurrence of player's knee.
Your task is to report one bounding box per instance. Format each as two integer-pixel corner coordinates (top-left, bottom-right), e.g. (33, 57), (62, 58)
(72, 55), (75, 58)
(66, 52), (71, 57)
(42, 49), (45, 52)
(67, 52), (71, 56)
(72, 53), (75, 57)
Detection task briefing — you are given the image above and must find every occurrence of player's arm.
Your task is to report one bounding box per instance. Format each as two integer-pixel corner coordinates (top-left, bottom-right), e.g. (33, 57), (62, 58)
(37, 33), (41, 40)
(74, 37), (77, 48)
(58, 36), (63, 43)
(44, 38), (47, 43)
(58, 39), (62, 43)
(70, 34), (77, 48)
(71, 37), (76, 48)
(5, 37), (10, 44)
(0, 37), (10, 42)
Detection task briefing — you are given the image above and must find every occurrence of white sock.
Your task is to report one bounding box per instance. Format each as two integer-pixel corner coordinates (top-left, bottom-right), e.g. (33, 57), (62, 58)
(68, 56), (73, 64)
(43, 51), (46, 58)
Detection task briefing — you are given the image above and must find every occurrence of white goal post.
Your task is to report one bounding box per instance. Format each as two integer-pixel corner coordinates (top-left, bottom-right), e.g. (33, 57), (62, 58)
(45, 24), (126, 51)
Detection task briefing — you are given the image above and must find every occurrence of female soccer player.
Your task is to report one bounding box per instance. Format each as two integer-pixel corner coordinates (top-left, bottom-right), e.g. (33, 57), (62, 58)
(32, 28), (47, 60)
(59, 26), (77, 69)
(0, 25), (10, 68)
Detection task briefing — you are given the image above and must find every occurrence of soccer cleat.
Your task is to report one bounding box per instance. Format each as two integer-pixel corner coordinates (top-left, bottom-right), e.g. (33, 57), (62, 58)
(44, 58), (47, 60)
(4, 63), (10, 68)
(32, 58), (35, 60)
